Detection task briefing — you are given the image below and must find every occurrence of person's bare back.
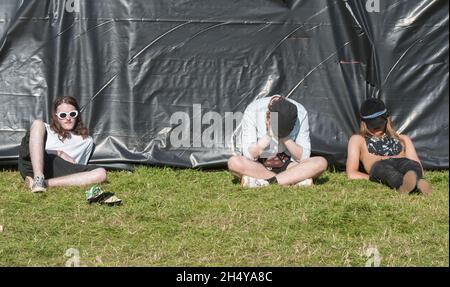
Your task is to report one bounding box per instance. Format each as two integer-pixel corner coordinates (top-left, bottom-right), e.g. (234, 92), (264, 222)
(352, 134), (406, 174)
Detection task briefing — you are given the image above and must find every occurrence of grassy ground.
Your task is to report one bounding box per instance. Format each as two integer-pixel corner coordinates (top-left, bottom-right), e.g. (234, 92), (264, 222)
(0, 167), (448, 267)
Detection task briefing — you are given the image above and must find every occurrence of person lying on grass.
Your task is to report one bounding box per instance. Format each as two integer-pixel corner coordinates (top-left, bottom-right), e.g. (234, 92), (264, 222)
(18, 96), (107, 193)
(346, 98), (432, 195)
(228, 95), (327, 188)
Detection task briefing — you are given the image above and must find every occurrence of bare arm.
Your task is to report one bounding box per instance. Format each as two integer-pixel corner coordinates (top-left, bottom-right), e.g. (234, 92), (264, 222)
(346, 135), (369, 180)
(247, 112), (275, 160)
(280, 137), (303, 162)
(401, 135), (424, 172)
(248, 135), (272, 160)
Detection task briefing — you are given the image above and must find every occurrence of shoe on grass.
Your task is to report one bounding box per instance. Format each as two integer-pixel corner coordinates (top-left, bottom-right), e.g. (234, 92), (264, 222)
(240, 176), (269, 188)
(26, 175), (46, 193)
(295, 178), (314, 187)
(86, 185), (122, 205)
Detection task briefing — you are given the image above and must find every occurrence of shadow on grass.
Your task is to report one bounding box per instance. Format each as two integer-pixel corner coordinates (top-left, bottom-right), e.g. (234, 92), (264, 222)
(315, 174), (330, 185)
(231, 176), (240, 185)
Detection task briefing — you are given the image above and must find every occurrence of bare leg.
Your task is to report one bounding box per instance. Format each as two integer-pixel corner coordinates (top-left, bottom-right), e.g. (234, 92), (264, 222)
(228, 156), (275, 179)
(47, 168), (107, 188)
(276, 157), (328, 186)
(29, 120), (46, 178)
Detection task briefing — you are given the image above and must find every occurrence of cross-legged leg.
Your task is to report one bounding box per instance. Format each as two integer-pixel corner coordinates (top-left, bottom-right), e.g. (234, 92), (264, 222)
(275, 156), (328, 186)
(227, 155), (275, 179)
(47, 168), (107, 188)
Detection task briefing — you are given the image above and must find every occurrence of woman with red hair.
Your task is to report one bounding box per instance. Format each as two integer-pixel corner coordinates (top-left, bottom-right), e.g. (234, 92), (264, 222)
(18, 96), (107, 192)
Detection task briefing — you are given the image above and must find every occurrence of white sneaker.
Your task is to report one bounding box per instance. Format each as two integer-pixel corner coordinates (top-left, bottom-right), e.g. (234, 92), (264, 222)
(241, 176), (270, 188)
(25, 175), (47, 193)
(295, 178), (314, 187)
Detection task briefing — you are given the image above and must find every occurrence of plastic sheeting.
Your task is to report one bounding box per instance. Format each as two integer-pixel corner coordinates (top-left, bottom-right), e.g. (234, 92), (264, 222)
(0, 0), (448, 169)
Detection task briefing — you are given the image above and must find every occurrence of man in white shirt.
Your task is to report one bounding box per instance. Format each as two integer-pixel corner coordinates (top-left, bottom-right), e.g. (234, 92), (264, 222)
(228, 95), (327, 188)
(18, 96), (107, 193)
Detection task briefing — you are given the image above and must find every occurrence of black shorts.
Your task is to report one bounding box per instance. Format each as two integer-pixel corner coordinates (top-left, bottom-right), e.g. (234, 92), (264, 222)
(369, 158), (423, 190)
(17, 130), (98, 179)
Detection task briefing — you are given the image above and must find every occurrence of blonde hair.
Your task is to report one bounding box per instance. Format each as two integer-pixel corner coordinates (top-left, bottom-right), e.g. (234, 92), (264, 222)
(359, 117), (401, 141)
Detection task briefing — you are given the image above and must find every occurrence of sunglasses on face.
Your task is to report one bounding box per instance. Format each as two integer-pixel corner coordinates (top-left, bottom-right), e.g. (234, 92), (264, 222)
(56, 110), (78, 120)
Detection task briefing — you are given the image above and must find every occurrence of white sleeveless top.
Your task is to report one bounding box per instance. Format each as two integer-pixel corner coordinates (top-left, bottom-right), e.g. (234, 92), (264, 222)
(44, 123), (94, 165)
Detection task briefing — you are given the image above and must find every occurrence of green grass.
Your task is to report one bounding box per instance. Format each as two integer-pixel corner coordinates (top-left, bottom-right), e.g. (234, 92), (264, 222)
(0, 167), (448, 266)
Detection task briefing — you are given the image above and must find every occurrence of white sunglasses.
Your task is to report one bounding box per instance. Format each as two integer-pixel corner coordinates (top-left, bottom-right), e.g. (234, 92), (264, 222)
(56, 110), (79, 120)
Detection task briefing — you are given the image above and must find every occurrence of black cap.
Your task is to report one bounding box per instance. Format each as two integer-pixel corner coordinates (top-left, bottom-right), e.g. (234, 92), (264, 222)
(270, 97), (298, 138)
(360, 98), (388, 129)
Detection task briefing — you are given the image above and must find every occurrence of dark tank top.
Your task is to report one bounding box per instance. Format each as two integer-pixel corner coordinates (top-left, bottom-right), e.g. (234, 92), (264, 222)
(365, 134), (402, 156)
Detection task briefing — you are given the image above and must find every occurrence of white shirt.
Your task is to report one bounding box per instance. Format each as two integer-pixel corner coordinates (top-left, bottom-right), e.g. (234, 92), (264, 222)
(240, 97), (311, 161)
(44, 123), (94, 165)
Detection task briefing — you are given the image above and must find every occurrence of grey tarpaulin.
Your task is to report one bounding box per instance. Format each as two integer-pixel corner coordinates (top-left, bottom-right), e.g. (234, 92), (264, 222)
(0, 0), (448, 169)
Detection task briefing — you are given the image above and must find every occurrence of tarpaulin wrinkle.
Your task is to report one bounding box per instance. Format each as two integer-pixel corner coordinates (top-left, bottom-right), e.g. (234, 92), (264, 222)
(0, 0), (447, 169)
